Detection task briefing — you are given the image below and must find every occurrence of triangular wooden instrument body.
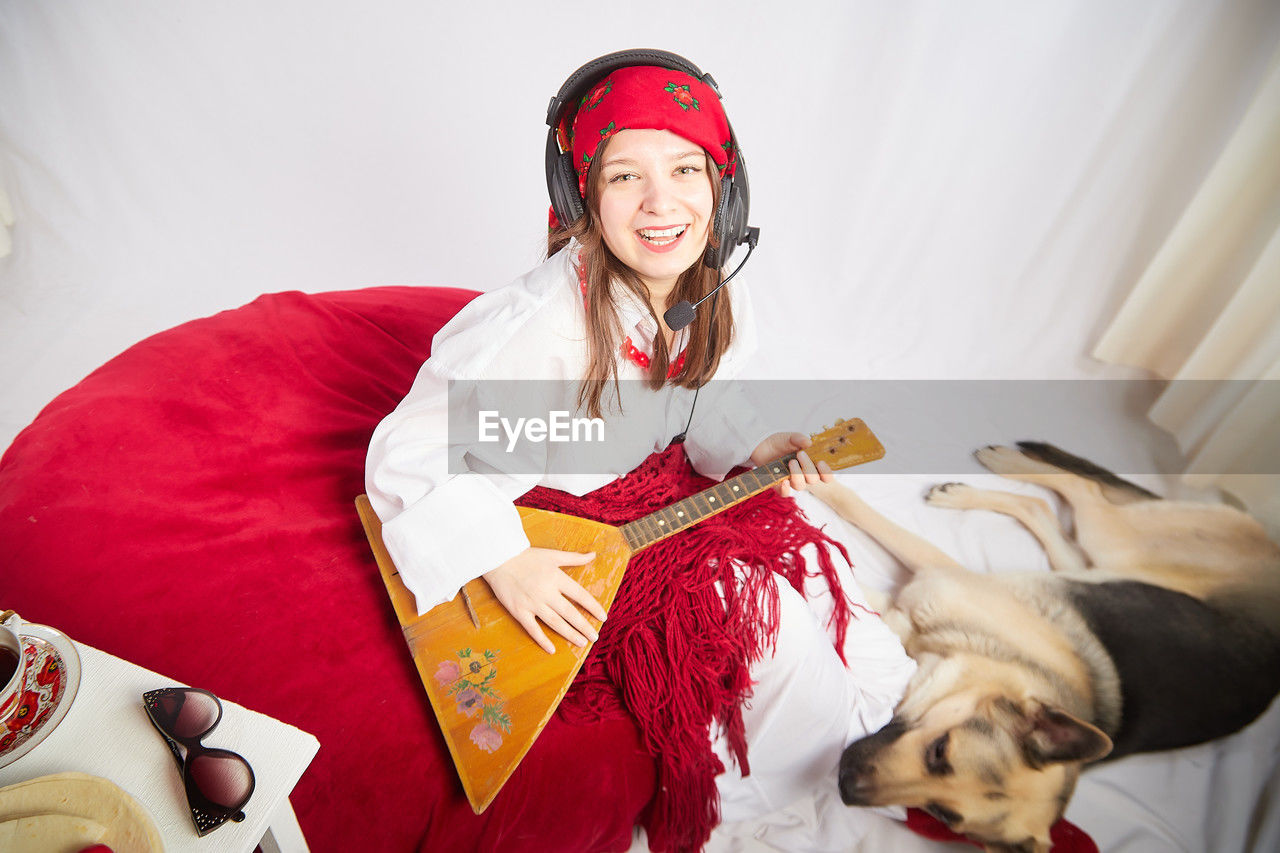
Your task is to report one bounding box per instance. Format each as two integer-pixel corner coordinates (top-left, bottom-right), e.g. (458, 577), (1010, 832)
(356, 499), (631, 814)
(355, 417), (883, 814)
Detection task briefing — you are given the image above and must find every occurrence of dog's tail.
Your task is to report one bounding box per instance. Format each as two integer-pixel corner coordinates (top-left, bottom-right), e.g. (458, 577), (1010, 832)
(1016, 441), (1160, 505)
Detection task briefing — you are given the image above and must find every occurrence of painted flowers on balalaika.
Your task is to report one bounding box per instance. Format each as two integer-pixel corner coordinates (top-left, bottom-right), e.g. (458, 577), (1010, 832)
(433, 647), (510, 754)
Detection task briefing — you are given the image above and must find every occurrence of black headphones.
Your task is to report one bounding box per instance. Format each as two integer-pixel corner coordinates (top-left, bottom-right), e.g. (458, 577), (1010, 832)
(544, 48), (754, 271)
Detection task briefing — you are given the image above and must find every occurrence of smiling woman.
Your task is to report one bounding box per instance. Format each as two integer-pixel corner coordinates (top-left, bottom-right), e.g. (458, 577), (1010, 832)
(543, 61), (742, 417)
(597, 130), (715, 303)
(363, 49), (916, 851)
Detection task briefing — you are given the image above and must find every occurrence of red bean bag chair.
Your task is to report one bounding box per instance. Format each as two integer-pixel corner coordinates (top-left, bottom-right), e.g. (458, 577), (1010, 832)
(0, 286), (655, 851)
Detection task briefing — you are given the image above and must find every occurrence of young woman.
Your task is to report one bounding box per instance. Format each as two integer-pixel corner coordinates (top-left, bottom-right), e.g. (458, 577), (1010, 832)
(367, 61), (821, 649)
(366, 53), (913, 851)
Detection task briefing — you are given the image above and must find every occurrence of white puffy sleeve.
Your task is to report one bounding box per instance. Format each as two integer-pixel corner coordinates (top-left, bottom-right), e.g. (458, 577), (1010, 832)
(682, 280), (771, 480)
(365, 259), (571, 615)
(365, 358), (543, 616)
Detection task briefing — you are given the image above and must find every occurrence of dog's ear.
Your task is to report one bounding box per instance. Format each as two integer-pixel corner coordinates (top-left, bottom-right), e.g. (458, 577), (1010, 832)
(1019, 700), (1112, 765)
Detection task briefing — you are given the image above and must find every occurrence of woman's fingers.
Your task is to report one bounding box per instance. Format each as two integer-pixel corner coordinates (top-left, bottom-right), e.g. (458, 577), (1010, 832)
(483, 548), (610, 653)
(550, 594), (600, 644)
(545, 549), (607, 623)
(806, 461), (837, 498)
(752, 431), (811, 466)
(546, 563), (605, 645)
(788, 458), (804, 491)
(544, 549), (606, 620)
(530, 589), (603, 653)
(516, 611), (556, 654)
(555, 563), (604, 617)
(537, 606), (591, 649)
(561, 576), (608, 622)
(787, 449), (822, 492)
(503, 549), (606, 653)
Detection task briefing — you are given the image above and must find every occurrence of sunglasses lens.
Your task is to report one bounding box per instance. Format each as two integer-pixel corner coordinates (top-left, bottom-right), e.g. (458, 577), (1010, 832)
(153, 689), (220, 739)
(190, 750), (254, 809)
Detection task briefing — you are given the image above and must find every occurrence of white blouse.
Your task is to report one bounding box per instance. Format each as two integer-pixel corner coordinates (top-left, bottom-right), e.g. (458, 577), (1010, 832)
(365, 244), (770, 614)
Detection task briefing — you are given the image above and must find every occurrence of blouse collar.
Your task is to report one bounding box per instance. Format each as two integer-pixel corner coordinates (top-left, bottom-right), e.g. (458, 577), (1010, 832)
(572, 247), (687, 376)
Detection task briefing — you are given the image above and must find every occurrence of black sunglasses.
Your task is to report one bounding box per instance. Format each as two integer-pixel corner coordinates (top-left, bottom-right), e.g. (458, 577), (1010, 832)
(143, 687), (256, 836)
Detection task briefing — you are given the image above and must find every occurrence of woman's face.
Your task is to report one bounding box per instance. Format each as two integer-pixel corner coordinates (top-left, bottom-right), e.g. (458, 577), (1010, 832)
(596, 129), (715, 302)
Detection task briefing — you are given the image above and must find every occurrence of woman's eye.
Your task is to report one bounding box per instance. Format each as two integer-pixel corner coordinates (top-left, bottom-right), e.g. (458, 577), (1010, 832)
(608, 173), (637, 183)
(676, 165), (702, 175)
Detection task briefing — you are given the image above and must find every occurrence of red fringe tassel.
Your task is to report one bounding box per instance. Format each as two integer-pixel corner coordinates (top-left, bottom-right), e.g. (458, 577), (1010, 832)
(516, 444), (859, 852)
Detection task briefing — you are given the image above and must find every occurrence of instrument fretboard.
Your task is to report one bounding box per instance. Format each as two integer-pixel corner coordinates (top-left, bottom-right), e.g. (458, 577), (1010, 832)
(618, 452), (800, 552)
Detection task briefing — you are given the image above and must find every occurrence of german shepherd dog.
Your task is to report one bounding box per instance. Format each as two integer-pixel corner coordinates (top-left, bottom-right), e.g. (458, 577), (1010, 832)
(808, 443), (1280, 852)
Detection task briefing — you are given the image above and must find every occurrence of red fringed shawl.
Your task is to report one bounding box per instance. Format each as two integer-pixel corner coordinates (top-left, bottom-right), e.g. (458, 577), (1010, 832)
(516, 443), (859, 853)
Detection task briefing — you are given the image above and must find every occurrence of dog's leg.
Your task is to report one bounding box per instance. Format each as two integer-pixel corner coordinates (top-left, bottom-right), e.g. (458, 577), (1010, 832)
(972, 445), (1155, 572)
(808, 480), (963, 573)
(975, 447), (1280, 603)
(974, 445), (1115, 505)
(926, 482), (1088, 574)
(1000, 442), (1158, 504)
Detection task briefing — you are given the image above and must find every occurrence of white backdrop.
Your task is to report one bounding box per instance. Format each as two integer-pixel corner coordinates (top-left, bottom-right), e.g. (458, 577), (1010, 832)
(3, 0), (1280, 451)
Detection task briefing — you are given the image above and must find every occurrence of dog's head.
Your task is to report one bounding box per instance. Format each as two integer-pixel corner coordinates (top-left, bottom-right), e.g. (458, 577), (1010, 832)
(839, 689), (1112, 852)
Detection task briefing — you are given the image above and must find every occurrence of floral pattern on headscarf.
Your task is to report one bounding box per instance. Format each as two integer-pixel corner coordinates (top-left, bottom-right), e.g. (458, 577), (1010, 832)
(557, 66), (735, 199)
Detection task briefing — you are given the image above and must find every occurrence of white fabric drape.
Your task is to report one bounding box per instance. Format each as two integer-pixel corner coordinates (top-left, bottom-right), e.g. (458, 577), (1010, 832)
(1093, 44), (1280, 533)
(0, 188), (12, 258)
(6, 2), (1280, 450)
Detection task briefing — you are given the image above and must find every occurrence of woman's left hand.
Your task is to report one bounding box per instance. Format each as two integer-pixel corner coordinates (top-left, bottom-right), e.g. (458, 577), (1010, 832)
(749, 431), (836, 497)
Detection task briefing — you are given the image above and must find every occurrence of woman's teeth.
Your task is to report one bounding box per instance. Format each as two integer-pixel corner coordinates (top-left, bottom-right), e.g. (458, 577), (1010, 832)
(638, 225), (687, 245)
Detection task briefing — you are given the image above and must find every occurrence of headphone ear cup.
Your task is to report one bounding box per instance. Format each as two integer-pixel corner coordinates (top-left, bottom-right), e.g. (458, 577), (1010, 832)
(710, 176), (747, 270)
(550, 151), (584, 227)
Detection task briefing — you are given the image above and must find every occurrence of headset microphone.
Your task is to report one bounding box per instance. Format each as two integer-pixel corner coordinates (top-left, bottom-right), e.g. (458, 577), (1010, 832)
(662, 302), (696, 333)
(663, 227), (760, 332)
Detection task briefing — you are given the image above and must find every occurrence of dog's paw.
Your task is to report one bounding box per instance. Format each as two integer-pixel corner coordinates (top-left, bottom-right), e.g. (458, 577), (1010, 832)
(974, 444), (1032, 474)
(925, 482), (973, 508)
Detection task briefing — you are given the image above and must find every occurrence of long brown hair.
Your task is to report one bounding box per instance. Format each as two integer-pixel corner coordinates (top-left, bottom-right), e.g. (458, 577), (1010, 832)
(547, 152), (736, 420)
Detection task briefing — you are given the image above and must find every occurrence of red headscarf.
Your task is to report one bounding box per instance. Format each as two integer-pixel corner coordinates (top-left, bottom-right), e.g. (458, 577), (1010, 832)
(556, 65), (736, 199)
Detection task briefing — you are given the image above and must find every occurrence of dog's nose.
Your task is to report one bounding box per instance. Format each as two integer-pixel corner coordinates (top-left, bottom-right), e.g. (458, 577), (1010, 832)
(838, 749), (877, 805)
(838, 720), (905, 806)
(838, 764), (874, 806)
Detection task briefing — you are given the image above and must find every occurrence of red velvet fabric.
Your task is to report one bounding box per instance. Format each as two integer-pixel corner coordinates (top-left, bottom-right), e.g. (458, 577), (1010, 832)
(0, 287), (655, 851)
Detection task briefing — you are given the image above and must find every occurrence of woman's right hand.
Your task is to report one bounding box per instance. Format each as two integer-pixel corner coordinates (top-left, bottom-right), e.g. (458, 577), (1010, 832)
(482, 547), (607, 654)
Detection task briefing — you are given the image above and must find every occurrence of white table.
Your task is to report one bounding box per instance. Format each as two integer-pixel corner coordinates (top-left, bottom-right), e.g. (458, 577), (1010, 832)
(0, 638), (319, 853)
